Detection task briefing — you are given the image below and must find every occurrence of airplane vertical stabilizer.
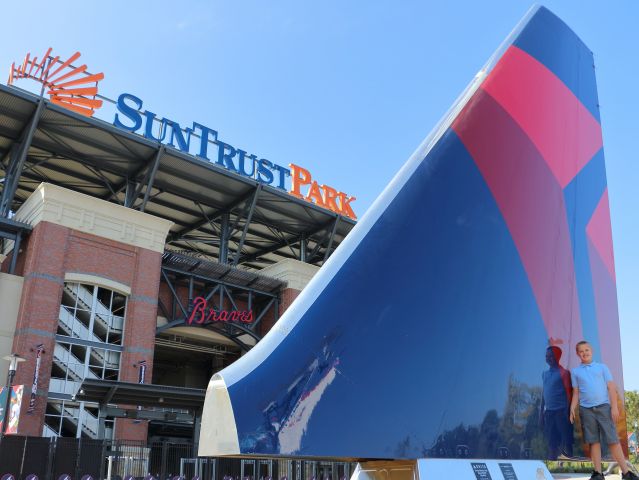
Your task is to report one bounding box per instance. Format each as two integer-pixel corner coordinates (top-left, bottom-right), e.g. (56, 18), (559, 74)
(199, 5), (624, 460)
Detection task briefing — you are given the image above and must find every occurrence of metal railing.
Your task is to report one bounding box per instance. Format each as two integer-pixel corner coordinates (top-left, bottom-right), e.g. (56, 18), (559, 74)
(0, 436), (355, 480)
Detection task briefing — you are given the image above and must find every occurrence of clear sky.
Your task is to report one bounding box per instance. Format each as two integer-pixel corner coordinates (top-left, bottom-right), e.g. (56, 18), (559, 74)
(1, 1), (637, 389)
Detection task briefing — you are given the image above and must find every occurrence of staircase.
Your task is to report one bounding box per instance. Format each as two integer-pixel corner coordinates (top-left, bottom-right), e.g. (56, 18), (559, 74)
(45, 282), (122, 439)
(50, 343), (99, 395)
(45, 400), (107, 439)
(64, 283), (124, 334)
(58, 306), (120, 369)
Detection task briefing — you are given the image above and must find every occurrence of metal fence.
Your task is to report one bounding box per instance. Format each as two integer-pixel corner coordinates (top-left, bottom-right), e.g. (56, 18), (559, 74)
(0, 436), (355, 480)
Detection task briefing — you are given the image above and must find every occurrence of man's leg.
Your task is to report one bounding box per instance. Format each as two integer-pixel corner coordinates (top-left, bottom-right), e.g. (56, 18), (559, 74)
(590, 442), (602, 473)
(560, 410), (574, 457)
(608, 443), (629, 475)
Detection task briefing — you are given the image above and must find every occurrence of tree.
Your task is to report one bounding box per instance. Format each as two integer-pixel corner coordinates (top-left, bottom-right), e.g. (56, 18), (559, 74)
(626, 390), (638, 461)
(626, 390), (639, 431)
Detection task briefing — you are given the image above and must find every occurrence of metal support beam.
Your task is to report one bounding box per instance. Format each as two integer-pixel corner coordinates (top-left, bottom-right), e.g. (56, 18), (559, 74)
(232, 185), (261, 266)
(223, 285), (238, 311)
(8, 231), (22, 274)
(98, 405), (107, 439)
(300, 234), (307, 262)
(168, 188), (257, 242)
(219, 212), (230, 264)
(104, 147), (163, 206)
(104, 406), (193, 422)
(0, 100), (45, 217)
(124, 179), (136, 207)
(139, 147), (163, 211)
(239, 219), (334, 265)
(323, 215), (341, 263)
(161, 268), (189, 318)
(251, 298), (276, 330)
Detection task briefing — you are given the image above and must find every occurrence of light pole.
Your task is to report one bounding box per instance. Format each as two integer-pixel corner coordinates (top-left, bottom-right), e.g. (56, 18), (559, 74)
(1, 353), (25, 435)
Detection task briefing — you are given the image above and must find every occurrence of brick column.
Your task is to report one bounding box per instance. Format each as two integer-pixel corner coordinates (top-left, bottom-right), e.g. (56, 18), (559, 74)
(260, 259), (319, 333)
(10, 222), (69, 436)
(115, 248), (163, 441)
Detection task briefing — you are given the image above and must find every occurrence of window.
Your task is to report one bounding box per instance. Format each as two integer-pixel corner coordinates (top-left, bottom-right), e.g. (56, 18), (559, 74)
(59, 282), (125, 346)
(44, 400), (114, 439)
(46, 281), (127, 438)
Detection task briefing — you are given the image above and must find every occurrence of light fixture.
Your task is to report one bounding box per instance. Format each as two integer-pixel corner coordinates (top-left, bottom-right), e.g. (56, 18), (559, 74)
(2, 353), (26, 375)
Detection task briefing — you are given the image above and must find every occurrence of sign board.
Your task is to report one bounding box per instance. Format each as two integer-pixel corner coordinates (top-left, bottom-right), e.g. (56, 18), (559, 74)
(416, 459), (550, 480)
(0, 385), (24, 434)
(8, 51), (358, 219)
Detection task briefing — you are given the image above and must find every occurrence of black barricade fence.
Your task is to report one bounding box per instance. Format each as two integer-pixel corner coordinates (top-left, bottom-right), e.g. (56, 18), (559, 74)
(0, 436), (355, 480)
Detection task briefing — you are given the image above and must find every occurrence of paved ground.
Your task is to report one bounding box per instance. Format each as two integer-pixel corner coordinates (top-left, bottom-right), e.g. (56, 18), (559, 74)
(552, 475), (621, 479)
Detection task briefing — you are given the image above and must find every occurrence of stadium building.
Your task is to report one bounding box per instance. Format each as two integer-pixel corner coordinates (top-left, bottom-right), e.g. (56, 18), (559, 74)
(0, 52), (356, 443)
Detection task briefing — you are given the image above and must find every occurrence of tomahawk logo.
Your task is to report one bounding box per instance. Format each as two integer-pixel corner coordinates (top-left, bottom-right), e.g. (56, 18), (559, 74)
(8, 48), (104, 117)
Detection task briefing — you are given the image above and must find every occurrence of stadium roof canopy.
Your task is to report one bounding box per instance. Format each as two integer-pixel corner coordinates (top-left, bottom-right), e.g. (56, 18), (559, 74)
(0, 84), (356, 270)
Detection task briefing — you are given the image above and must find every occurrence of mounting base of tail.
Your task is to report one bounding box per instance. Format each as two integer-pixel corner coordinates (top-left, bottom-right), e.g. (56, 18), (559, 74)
(352, 459), (552, 480)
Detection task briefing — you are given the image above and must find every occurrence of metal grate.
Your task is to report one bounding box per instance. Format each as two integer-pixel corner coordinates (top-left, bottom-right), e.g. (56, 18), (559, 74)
(162, 250), (287, 293)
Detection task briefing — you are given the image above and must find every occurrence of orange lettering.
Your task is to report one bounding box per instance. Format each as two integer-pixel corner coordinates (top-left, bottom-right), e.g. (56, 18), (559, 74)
(321, 184), (339, 213)
(289, 163), (311, 199)
(305, 181), (326, 207)
(337, 192), (357, 220)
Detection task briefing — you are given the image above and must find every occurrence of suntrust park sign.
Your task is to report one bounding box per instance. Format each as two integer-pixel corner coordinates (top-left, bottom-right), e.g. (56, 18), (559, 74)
(113, 93), (357, 220)
(7, 49), (357, 220)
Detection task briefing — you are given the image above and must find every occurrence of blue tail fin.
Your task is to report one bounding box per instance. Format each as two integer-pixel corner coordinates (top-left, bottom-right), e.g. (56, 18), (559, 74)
(199, 5), (624, 460)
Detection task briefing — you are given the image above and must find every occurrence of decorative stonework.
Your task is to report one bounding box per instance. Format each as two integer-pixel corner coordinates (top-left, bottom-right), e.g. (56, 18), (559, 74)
(261, 258), (319, 291)
(64, 272), (132, 295)
(15, 183), (173, 253)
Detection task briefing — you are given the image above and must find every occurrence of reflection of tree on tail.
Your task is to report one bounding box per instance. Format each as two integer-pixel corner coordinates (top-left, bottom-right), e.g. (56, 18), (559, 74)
(426, 375), (546, 459)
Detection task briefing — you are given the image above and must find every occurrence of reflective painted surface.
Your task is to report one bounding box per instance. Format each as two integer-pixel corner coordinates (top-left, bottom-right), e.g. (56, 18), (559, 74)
(199, 6), (625, 460)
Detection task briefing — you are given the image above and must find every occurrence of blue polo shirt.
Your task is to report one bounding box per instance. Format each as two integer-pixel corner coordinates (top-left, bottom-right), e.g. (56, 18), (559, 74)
(570, 362), (613, 408)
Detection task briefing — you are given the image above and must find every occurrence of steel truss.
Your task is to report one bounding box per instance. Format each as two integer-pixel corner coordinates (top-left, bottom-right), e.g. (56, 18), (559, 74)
(0, 85), (355, 271)
(0, 217), (31, 274)
(157, 252), (284, 351)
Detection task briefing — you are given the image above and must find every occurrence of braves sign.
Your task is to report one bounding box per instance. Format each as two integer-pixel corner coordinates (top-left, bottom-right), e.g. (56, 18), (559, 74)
(187, 297), (253, 325)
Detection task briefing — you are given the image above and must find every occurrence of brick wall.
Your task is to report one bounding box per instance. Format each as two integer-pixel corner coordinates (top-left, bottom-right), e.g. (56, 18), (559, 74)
(10, 221), (162, 440)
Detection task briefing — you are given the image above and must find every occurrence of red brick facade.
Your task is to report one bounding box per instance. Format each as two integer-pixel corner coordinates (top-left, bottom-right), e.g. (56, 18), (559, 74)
(10, 221), (162, 440)
(6, 215), (309, 441)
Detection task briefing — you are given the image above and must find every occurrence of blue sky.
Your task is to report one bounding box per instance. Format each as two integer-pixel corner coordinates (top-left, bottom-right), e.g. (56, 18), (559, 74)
(2, 1), (637, 390)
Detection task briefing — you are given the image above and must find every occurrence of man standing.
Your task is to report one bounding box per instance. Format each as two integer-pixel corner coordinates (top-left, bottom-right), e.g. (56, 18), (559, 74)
(541, 346), (574, 459)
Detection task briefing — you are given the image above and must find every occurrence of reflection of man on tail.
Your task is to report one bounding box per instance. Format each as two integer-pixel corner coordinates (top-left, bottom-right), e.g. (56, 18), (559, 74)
(540, 346), (574, 459)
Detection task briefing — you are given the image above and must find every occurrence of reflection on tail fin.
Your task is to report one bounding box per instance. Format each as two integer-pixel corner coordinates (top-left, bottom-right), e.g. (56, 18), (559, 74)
(199, 5), (623, 459)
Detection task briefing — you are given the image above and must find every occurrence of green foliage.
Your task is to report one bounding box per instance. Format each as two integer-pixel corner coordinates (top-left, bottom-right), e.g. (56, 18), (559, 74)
(626, 390), (639, 430)
(627, 391), (639, 465)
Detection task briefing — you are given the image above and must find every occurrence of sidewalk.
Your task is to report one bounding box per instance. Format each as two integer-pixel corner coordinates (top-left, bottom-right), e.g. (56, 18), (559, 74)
(552, 475), (621, 479)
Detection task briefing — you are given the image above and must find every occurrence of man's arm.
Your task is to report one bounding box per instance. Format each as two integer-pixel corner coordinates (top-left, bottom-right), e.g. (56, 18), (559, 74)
(608, 381), (620, 423)
(560, 368), (573, 405)
(569, 387), (579, 424)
